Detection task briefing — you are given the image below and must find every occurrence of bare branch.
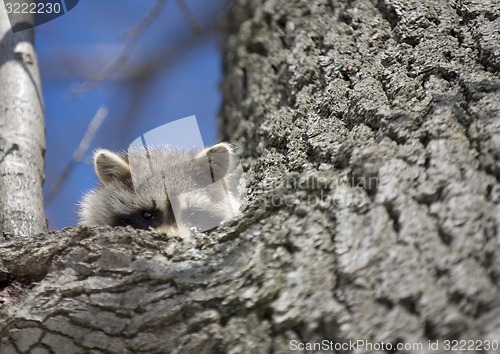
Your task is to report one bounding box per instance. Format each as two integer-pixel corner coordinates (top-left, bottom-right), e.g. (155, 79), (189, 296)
(176, 0), (203, 36)
(45, 106), (108, 206)
(123, 0), (167, 40)
(70, 0), (167, 98)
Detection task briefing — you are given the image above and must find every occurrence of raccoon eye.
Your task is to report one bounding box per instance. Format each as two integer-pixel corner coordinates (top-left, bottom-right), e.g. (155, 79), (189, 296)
(141, 210), (154, 221)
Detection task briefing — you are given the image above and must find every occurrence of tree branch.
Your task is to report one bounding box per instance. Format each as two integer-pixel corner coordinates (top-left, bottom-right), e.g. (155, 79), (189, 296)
(70, 0), (168, 98)
(176, 0), (203, 35)
(45, 106), (108, 206)
(0, 1), (46, 238)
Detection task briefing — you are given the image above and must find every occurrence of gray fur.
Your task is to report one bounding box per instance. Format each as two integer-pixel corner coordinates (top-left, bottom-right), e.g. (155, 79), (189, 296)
(79, 143), (242, 236)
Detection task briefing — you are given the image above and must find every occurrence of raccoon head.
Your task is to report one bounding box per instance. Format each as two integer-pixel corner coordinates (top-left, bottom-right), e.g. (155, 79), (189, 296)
(79, 143), (242, 236)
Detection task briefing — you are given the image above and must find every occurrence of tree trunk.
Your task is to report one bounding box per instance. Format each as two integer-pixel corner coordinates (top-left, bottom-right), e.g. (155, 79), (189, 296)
(219, 0), (500, 349)
(0, 1), (46, 238)
(1, 0), (499, 353)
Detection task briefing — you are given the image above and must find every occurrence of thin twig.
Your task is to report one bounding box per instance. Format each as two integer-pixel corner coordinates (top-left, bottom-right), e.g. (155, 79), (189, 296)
(45, 107), (108, 206)
(71, 0), (167, 98)
(175, 0), (203, 35)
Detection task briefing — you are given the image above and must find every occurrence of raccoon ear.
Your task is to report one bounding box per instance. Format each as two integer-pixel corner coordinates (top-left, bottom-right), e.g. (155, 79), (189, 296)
(195, 143), (236, 181)
(93, 149), (132, 184)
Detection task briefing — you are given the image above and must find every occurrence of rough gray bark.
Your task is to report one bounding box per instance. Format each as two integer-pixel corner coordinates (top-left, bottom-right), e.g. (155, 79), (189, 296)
(1, 0), (499, 353)
(220, 0), (500, 350)
(0, 1), (46, 238)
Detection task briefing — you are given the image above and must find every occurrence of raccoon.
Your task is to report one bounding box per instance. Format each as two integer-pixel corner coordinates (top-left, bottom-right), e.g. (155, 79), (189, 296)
(78, 143), (242, 236)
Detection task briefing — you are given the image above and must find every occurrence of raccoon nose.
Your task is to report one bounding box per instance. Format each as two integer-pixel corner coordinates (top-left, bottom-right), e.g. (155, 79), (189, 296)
(157, 225), (177, 236)
(158, 224), (191, 238)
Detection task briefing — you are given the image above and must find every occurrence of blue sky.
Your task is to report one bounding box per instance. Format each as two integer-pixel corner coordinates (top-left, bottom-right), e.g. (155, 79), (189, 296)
(35, 0), (227, 229)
